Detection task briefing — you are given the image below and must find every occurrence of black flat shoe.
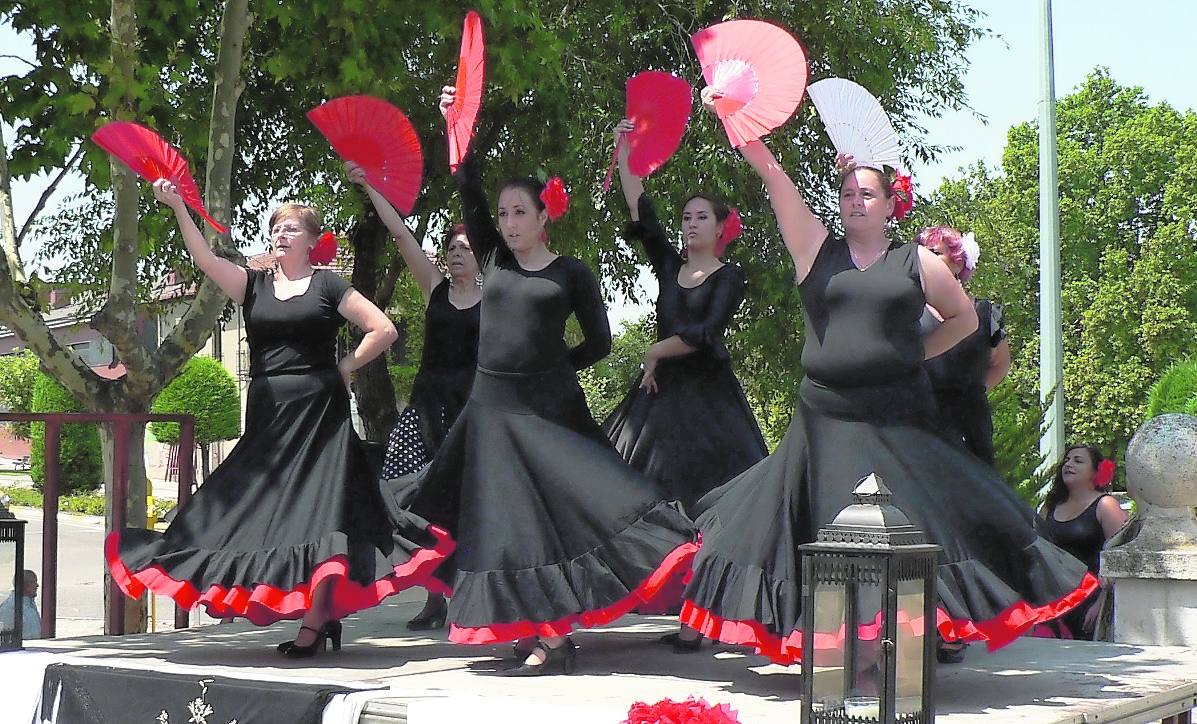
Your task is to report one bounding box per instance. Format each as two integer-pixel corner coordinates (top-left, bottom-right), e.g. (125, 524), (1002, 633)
(406, 600), (448, 631)
(278, 620), (342, 654)
(501, 640), (577, 677)
(512, 635), (573, 660)
(936, 640), (967, 664)
(658, 631), (703, 653)
(281, 625), (327, 659)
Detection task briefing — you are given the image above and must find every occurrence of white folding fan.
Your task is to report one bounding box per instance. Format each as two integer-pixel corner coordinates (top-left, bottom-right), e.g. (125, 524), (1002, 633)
(806, 78), (901, 170)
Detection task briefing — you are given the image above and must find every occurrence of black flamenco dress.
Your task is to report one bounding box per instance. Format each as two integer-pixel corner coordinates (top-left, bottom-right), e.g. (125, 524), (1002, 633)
(381, 279), (479, 479)
(383, 153), (697, 645)
(1036, 495), (1113, 640)
(601, 194), (767, 512)
(679, 236), (1097, 664)
(921, 298), (1006, 465)
(106, 269), (453, 625)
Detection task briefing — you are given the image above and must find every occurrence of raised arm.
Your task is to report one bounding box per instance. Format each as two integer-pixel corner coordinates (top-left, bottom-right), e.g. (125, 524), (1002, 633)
(567, 261), (613, 370)
(346, 161), (443, 303)
(614, 119), (646, 220)
(441, 86), (503, 264)
(152, 179), (247, 304)
(737, 140), (829, 282)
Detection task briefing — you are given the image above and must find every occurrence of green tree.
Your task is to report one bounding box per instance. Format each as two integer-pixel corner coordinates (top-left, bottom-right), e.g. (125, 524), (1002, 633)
(1144, 359), (1197, 419)
(30, 372), (103, 493)
(917, 70), (1197, 475)
(150, 356), (240, 482)
(0, 349), (39, 439)
(579, 314), (656, 422)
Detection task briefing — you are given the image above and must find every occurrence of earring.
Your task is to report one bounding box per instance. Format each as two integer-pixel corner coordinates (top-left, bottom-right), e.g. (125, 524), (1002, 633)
(475, 272), (484, 287)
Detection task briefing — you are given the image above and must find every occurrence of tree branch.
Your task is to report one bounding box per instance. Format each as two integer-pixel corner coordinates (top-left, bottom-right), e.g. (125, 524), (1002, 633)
(17, 145), (85, 245)
(0, 118), (26, 284)
(0, 54), (38, 71)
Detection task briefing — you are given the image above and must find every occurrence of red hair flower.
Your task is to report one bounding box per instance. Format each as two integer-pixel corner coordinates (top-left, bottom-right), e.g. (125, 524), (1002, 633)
(891, 171), (914, 221)
(717, 207), (743, 253)
(624, 697), (740, 724)
(540, 176), (570, 221)
(1093, 459), (1116, 489)
(309, 231), (338, 265)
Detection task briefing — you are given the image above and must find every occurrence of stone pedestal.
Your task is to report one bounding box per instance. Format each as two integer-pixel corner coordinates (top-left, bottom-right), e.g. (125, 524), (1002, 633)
(1103, 413), (1197, 646)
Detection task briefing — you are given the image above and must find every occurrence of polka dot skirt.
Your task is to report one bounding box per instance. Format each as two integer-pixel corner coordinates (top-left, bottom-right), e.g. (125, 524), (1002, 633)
(382, 406), (436, 478)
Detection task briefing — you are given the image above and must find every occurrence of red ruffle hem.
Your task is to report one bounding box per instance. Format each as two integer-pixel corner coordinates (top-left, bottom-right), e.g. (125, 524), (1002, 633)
(449, 541), (700, 644)
(679, 571), (1101, 665)
(104, 526), (455, 627)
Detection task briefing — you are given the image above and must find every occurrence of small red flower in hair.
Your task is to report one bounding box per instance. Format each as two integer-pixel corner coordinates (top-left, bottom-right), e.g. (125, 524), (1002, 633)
(1093, 459), (1116, 489)
(309, 231), (338, 265)
(540, 176), (570, 221)
(891, 171), (915, 221)
(718, 207), (743, 251)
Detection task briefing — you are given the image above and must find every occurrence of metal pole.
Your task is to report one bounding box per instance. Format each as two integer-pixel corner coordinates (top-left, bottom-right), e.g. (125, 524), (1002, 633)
(107, 420), (131, 635)
(42, 420), (60, 639)
(1038, 0), (1065, 470)
(174, 417), (195, 630)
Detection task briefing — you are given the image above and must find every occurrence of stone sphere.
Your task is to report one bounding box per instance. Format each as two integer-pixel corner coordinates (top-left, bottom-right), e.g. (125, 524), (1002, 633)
(1125, 414), (1197, 508)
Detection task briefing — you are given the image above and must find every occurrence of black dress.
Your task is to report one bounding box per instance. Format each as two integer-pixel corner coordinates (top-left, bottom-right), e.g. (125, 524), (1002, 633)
(1036, 495), (1111, 639)
(106, 269), (453, 625)
(381, 279), (479, 479)
(384, 153), (697, 644)
(921, 298), (1005, 465)
(601, 194), (767, 512)
(680, 237), (1097, 663)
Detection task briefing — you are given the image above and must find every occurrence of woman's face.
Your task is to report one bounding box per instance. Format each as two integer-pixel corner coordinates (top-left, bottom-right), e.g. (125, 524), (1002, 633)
(270, 214), (317, 261)
(445, 234), (480, 279)
(496, 187), (548, 254)
(1060, 447), (1096, 491)
(839, 169), (895, 237)
(925, 237), (965, 277)
(682, 197), (722, 256)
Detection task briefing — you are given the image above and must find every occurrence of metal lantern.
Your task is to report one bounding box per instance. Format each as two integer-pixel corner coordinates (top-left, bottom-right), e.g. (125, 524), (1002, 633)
(800, 474), (941, 723)
(0, 496), (28, 651)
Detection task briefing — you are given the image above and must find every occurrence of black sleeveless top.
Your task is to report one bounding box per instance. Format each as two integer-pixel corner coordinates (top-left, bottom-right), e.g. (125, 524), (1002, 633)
(625, 194), (747, 371)
(416, 279), (480, 378)
(921, 298), (1005, 393)
(1037, 495), (1110, 574)
(798, 236), (925, 387)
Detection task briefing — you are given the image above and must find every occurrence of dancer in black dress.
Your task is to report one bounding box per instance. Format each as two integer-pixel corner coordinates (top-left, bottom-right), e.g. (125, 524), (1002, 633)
(347, 161), (480, 630)
(1036, 445), (1126, 639)
(915, 225), (1010, 465)
(382, 87), (697, 676)
(107, 182), (452, 657)
(603, 119), (767, 512)
(679, 88), (1098, 665)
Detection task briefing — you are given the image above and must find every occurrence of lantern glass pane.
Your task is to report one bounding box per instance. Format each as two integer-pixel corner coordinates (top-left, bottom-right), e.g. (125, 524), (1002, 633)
(846, 565), (884, 720)
(810, 574), (847, 714)
(0, 536), (17, 649)
(895, 576), (926, 715)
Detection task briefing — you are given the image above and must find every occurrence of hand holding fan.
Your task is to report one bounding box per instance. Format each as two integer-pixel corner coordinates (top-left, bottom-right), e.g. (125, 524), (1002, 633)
(307, 95), (424, 216)
(602, 71), (692, 192)
(447, 10), (485, 173)
(690, 19), (808, 148)
(806, 78), (901, 171)
(91, 121), (227, 233)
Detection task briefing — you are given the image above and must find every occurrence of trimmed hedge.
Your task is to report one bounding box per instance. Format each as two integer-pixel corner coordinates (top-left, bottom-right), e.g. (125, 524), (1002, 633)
(30, 374), (102, 494)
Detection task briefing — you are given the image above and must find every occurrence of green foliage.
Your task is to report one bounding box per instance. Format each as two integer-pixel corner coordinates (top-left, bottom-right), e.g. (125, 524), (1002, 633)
(990, 382), (1053, 504)
(388, 364), (420, 404)
(918, 70), (1197, 464)
(0, 350), (40, 439)
(150, 357), (240, 444)
(1144, 359), (1197, 419)
(578, 314), (656, 422)
(0, 485), (174, 518)
(29, 373), (103, 494)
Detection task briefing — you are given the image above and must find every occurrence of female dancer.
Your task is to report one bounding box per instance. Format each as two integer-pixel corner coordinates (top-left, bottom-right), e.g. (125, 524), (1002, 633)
(383, 87), (697, 677)
(603, 119), (767, 514)
(1037, 445), (1127, 639)
(107, 182), (452, 657)
(916, 225), (1010, 464)
(679, 89), (1098, 666)
(347, 161), (480, 630)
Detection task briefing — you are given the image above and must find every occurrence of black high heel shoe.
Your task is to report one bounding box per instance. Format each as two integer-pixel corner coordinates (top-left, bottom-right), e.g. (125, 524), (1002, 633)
(281, 625), (327, 659)
(658, 631), (703, 653)
(501, 639), (577, 677)
(277, 620), (342, 654)
(406, 599), (448, 631)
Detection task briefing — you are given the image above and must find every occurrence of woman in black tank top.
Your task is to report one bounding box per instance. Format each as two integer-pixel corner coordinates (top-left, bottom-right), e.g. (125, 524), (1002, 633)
(1036, 444), (1128, 639)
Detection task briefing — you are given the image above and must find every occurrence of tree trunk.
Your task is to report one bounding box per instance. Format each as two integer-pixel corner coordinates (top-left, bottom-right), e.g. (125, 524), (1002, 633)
(348, 211), (399, 443)
(200, 442), (211, 484)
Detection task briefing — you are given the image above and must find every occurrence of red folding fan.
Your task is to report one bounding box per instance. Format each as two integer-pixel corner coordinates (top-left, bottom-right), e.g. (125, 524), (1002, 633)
(447, 10), (485, 173)
(603, 71), (692, 191)
(690, 19), (808, 148)
(307, 95), (424, 216)
(91, 121), (227, 233)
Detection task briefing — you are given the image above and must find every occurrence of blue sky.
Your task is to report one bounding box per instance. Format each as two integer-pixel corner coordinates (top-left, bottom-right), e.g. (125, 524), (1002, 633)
(4, 2), (1195, 323)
